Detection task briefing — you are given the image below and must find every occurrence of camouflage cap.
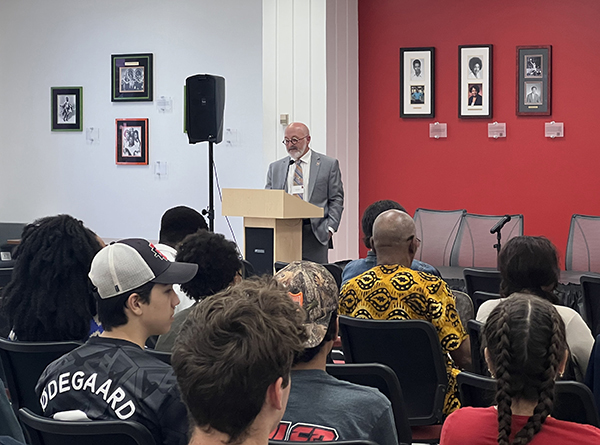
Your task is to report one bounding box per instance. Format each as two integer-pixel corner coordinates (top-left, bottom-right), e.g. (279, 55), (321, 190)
(275, 261), (338, 348)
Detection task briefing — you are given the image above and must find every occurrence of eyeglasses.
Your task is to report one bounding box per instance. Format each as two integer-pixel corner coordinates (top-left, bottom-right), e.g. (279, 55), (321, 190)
(282, 136), (308, 145)
(407, 235), (421, 245)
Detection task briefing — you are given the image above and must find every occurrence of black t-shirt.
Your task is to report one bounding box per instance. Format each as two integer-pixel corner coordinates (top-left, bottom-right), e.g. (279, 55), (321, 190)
(36, 337), (188, 445)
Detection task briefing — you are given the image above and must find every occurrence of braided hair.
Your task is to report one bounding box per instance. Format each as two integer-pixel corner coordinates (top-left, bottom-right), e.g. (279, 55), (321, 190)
(1, 215), (102, 341)
(483, 294), (567, 445)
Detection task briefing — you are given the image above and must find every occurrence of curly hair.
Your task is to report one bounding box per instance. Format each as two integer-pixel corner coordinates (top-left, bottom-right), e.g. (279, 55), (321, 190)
(1, 215), (102, 341)
(483, 294), (567, 445)
(361, 200), (407, 249)
(172, 276), (307, 444)
(176, 230), (241, 302)
(498, 236), (560, 304)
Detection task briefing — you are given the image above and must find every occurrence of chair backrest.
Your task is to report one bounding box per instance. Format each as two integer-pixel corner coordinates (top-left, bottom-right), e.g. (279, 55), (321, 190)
(466, 320), (487, 376)
(323, 263), (343, 290)
(413, 208), (466, 267)
(274, 261), (288, 272)
(450, 213), (523, 268)
(326, 363), (412, 445)
(581, 274), (600, 337)
(338, 316), (447, 425)
(457, 372), (600, 427)
(19, 407), (156, 445)
(472, 291), (502, 315)
(0, 338), (81, 416)
(463, 268), (501, 299)
(566, 214), (600, 273)
(453, 290), (474, 324)
(241, 259), (257, 278)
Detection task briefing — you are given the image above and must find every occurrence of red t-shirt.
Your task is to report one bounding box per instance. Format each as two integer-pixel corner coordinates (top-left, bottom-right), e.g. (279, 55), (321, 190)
(440, 406), (600, 444)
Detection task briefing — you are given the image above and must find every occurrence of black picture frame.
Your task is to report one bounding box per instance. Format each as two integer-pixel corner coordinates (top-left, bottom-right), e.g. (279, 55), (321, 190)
(111, 53), (153, 102)
(51, 87), (82, 131)
(459, 45), (492, 118)
(517, 46), (551, 116)
(116, 118), (149, 165)
(400, 47), (435, 118)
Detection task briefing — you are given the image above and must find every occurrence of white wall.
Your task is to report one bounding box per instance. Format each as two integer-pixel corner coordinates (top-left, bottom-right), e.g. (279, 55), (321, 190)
(0, 0), (263, 244)
(263, 0), (359, 261)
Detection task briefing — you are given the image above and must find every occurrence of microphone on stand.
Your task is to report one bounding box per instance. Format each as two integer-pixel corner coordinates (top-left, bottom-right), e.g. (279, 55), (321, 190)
(490, 215), (511, 234)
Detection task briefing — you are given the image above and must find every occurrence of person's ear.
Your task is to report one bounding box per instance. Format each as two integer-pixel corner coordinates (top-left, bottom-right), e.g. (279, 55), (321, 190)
(484, 347), (496, 377)
(370, 236), (376, 254)
(266, 376), (285, 411)
(126, 293), (144, 316)
(306, 135), (311, 144)
(557, 349), (569, 378)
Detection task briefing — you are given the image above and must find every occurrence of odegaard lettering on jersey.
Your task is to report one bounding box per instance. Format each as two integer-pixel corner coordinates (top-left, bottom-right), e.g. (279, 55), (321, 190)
(270, 421), (339, 441)
(40, 371), (135, 419)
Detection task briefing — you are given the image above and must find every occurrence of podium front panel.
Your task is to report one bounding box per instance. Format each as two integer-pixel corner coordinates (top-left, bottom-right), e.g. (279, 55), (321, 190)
(245, 227), (274, 275)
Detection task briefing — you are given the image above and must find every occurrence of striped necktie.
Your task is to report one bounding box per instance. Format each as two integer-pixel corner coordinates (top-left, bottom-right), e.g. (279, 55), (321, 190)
(293, 160), (304, 200)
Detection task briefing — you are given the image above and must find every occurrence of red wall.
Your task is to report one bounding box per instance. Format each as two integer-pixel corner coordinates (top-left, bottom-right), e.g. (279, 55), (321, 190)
(358, 0), (600, 264)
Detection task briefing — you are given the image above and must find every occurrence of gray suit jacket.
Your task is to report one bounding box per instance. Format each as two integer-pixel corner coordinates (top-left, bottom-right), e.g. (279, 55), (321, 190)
(265, 150), (344, 245)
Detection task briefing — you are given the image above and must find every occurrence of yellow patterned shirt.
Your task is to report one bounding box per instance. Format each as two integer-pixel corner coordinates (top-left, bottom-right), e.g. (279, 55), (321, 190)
(339, 264), (468, 414)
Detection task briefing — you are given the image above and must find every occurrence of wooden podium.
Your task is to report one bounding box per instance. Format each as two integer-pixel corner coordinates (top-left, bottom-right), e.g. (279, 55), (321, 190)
(222, 189), (324, 274)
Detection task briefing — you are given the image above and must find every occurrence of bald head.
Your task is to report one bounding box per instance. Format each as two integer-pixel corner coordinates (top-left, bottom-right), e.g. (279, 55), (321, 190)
(372, 209), (417, 266)
(284, 122), (311, 160)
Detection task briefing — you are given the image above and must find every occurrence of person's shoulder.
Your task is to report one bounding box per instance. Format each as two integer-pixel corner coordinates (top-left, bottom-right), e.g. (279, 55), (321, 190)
(554, 304), (585, 322)
(544, 416), (600, 438)
(312, 150), (339, 164)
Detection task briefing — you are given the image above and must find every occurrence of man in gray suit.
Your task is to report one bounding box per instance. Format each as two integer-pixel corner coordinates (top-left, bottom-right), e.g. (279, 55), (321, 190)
(266, 122), (344, 263)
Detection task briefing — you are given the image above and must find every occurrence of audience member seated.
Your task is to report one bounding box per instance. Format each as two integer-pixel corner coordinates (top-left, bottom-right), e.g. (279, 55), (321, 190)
(342, 200), (439, 285)
(441, 295), (600, 444)
(171, 276), (306, 445)
(155, 206), (208, 314)
(36, 239), (198, 445)
(155, 230), (242, 352)
(273, 261), (398, 444)
(340, 209), (471, 414)
(476, 236), (593, 381)
(1, 214), (104, 341)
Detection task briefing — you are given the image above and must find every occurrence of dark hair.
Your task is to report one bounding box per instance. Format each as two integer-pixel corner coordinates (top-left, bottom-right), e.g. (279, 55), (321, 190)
(361, 200), (407, 249)
(176, 231), (241, 302)
(294, 311), (337, 364)
(413, 59), (421, 67)
(96, 281), (153, 330)
(471, 84), (480, 93)
(469, 56), (482, 72)
(172, 276), (307, 444)
(1, 215), (102, 341)
(498, 236), (560, 304)
(484, 295), (567, 445)
(159, 206), (208, 247)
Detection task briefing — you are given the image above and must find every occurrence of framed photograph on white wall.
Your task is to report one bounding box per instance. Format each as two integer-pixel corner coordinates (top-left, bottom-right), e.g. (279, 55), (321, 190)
(400, 47), (435, 118)
(459, 45), (492, 118)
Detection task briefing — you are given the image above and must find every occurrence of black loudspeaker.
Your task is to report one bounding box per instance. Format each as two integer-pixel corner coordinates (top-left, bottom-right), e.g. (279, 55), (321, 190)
(186, 74), (225, 144)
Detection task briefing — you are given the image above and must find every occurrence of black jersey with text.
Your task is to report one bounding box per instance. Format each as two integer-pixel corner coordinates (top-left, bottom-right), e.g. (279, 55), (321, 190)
(36, 336), (188, 445)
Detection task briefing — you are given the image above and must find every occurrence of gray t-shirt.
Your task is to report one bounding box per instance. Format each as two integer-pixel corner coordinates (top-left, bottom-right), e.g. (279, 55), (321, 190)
(272, 369), (398, 445)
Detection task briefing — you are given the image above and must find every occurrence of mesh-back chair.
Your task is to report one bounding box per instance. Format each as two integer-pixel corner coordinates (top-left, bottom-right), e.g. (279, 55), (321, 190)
(463, 268), (501, 299)
(241, 259), (257, 278)
(338, 316), (447, 426)
(472, 291), (502, 316)
(450, 214), (523, 268)
(566, 214), (600, 273)
(581, 275), (600, 337)
(0, 338), (81, 416)
(457, 372), (600, 427)
(19, 407), (155, 445)
(413, 208), (466, 267)
(326, 363), (412, 445)
(466, 320), (488, 376)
